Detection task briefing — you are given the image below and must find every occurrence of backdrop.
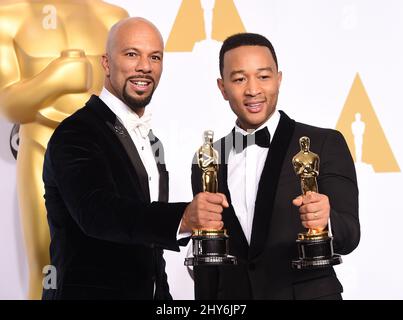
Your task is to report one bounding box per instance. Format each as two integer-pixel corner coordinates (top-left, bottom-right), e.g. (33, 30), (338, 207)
(0, 0), (402, 299)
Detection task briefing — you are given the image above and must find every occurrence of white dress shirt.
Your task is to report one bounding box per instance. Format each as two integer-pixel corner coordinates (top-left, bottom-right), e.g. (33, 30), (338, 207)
(99, 87), (160, 203)
(227, 111), (280, 244)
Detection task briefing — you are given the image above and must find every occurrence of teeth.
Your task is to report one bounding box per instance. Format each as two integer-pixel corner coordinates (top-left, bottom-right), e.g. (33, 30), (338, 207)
(134, 81), (148, 86)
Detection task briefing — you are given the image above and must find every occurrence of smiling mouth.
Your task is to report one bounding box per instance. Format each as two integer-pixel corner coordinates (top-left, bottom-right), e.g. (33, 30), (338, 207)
(128, 78), (153, 92)
(244, 101), (265, 113)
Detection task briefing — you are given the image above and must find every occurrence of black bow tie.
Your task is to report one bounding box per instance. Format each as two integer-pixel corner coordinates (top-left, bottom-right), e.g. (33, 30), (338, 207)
(232, 126), (271, 153)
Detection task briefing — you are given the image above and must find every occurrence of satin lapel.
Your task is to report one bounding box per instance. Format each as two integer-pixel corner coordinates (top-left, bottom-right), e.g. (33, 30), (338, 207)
(106, 119), (150, 203)
(216, 133), (249, 259)
(248, 111), (296, 259)
(149, 130), (169, 203)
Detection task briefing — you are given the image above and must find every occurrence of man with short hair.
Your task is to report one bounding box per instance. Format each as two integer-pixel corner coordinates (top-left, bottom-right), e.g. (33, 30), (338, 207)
(42, 17), (227, 300)
(192, 33), (360, 300)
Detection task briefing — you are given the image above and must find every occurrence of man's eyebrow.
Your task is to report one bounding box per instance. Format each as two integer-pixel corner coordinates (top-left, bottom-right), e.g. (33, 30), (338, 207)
(229, 66), (275, 77)
(121, 47), (139, 52)
(257, 66), (274, 72)
(229, 69), (245, 77)
(121, 47), (163, 56)
(151, 50), (163, 56)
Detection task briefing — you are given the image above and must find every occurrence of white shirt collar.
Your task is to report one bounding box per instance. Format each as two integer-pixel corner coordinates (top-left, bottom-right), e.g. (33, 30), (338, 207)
(98, 87), (152, 131)
(234, 109), (281, 143)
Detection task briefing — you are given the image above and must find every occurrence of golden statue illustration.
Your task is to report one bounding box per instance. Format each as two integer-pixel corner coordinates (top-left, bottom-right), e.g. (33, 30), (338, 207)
(166, 0), (245, 52)
(197, 130), (219, 193)
(336, 73), (400, 172)
(0, 0), (128, 299)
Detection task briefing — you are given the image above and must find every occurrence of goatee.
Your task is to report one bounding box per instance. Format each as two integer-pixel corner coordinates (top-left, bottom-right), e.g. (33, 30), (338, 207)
(122, 78), (155, 112)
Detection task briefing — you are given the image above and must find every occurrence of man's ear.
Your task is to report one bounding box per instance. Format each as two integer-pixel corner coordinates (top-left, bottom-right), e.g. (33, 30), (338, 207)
(277, 70), (283, 87)
(217, 78), (228, 100)
(101, 54), (110, 77)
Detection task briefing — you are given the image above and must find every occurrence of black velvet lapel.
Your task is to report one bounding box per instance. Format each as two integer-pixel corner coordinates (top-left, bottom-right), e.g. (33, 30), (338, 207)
(108, 120), (151, 203)
(248, 111), (296, 259)
(86, 95), (150, 203)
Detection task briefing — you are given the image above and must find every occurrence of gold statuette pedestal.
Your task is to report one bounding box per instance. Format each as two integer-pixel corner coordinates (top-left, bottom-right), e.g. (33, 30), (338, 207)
(184, 130), (237, 266)
(291, 136), (342, 269)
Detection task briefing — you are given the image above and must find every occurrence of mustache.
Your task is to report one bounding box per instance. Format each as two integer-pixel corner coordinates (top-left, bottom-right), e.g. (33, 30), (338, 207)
(126, 75), (154, 83)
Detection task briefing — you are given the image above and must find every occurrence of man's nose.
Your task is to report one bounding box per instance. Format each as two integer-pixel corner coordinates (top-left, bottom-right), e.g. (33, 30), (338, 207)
(135, 55), (151, 73)
(245, 78), (261, 96)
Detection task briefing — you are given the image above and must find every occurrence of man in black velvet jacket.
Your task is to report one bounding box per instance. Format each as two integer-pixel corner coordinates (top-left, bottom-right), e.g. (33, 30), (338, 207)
(192, 33), (360, 300)
(42, 17), (228, 300)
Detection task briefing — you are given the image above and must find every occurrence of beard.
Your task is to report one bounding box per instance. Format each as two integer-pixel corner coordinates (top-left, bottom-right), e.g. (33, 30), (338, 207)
(122, 76), (155, 111)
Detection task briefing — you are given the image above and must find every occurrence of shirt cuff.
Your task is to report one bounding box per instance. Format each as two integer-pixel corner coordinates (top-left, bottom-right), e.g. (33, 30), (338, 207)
(176, 218), (192, 240)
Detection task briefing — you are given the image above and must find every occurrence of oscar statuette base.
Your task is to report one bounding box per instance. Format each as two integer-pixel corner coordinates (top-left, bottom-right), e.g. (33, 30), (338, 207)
(184, 229), (237, 267)
(292, 231), (342, 270)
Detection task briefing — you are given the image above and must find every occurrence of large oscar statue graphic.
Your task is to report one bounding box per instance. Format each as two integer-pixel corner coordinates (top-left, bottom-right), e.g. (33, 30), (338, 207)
(291, 136), (342, 269)
(0, 0), (128, 299)
(185, 130), (236, 266)
(166, 0), (245, 52)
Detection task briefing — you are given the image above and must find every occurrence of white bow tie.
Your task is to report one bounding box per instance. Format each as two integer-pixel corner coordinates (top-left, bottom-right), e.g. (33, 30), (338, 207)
(126, 112), (152, 139)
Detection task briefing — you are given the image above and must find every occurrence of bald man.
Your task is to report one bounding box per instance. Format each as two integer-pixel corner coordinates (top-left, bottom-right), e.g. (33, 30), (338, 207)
(42, 17), (228, 300)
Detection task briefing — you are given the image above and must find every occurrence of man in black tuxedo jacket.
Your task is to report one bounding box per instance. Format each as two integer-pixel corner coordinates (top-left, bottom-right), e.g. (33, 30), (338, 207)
(191, 33), (360, 300)
(42, 17), (228, 300)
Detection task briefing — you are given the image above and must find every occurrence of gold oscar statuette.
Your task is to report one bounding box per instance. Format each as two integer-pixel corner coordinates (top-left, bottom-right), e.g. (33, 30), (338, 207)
(184, 130), (236, 266)
(291, 136), (342, 269)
